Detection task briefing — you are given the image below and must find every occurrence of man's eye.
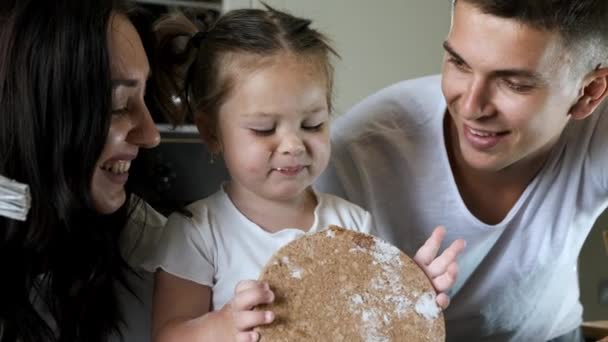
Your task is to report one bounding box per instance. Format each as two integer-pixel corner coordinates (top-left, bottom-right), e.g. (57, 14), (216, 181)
(447, 57), (469, 71)
(503, 79), (534, 93)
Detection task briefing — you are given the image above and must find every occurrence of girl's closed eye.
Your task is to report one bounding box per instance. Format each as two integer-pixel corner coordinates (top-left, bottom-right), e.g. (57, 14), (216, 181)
(250, 126), (275, 136)
(302, 121), (325, 131)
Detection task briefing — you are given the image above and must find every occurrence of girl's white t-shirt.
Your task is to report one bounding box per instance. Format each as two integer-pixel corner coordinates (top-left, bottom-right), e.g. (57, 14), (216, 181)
(145, 186), (372, 310)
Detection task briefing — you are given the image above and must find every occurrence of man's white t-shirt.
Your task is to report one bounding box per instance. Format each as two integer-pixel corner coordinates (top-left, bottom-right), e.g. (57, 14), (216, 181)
(146, 186), (372, 310)
(317, 75), (608, 341)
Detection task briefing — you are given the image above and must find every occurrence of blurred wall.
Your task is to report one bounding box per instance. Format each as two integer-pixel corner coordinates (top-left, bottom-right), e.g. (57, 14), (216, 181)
(253, 0), (452, 115)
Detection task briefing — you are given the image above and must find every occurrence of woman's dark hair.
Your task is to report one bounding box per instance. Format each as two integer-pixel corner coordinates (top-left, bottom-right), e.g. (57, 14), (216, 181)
(152, 4), (339, 136)
(0, 0), (152, 341)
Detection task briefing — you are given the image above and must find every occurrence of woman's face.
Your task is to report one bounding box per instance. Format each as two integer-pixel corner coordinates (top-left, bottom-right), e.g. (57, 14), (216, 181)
(91, 13), (160, 214)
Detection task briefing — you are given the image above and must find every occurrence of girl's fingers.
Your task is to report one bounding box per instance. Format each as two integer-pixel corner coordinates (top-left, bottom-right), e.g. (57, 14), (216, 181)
(233, 310), (275, 331)
(235, 280), (265, 294)
(424, 238), (466, 278)
(414, 226), (446, 266)
(236, 331), (260, 342)
(435, 293), (451, 310)
(232, 281), (274, 311)
(431, 262), (459, 292)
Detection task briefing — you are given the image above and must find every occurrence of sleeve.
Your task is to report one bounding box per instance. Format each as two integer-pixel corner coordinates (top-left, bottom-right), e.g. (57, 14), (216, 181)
(361, 210), (379, 237)
(588, 104), (608, 192)
(120, 198), (167, 269)
(316, 137), (368, 209)
(141, 211), (215, 287)
(316, 153), (348, 200)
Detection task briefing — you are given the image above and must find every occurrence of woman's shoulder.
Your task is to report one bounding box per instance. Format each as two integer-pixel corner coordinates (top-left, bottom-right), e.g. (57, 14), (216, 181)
(120, 197), (167, 269)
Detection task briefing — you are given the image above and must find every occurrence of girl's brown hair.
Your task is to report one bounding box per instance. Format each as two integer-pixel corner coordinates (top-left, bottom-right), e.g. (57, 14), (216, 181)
(153, 4), (338, 141)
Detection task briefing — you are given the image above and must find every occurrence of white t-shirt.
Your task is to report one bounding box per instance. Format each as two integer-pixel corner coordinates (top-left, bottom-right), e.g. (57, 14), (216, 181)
(316, 75), (608, 341)
(32, 199), (167, 342)
(115, 199), (167, 342)
(146, 185), (372, 310)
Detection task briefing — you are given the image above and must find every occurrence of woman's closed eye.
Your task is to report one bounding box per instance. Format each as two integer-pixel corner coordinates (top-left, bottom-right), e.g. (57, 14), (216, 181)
(111, 106), (129, 116)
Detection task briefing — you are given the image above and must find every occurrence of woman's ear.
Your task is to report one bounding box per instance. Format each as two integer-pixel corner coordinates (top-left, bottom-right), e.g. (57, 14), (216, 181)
(194, 113), (222, 154)
(569, 66), (608, 120)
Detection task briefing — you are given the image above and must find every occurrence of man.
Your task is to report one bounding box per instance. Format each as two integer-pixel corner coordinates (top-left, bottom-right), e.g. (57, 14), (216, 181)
(317, 1), (608, 341)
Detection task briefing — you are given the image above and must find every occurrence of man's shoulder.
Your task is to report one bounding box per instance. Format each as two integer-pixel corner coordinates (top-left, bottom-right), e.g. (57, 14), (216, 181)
(331, 74), (444, 147)
(317, 191), (368, 215)
(346, 74), (442, 116)
(380, 74), (442, 98)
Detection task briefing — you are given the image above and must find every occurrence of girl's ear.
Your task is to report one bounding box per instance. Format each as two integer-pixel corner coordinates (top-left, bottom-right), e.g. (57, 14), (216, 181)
(194, 113), (222, 154)
(569, 66), (608, 120)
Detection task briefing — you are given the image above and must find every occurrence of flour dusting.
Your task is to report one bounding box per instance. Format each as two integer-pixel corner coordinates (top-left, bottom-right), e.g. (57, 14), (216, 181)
(415, 292), (440, 320)
(349, 245), (367, 254)
(290, 266), (303, 279)
(351, 294), (364, 305)
(346, 238), (418, 341)
(350, 302), (390, 342)
(372, 240), (403, 266)
(280, 256), (304, 279)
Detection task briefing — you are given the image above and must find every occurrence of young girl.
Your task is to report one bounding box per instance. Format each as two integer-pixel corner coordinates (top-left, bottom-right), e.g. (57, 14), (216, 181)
(147, 6), (465, 342)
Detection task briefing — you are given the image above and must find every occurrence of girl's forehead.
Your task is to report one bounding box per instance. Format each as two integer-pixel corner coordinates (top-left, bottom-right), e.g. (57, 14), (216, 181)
(226, 51), (329, 82)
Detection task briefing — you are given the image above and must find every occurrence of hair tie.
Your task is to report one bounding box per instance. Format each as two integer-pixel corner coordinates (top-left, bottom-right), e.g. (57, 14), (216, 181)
(188, 31), (207, 49)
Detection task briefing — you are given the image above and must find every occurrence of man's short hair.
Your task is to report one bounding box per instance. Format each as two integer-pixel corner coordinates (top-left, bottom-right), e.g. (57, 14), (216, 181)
(455, 0), (608, 70)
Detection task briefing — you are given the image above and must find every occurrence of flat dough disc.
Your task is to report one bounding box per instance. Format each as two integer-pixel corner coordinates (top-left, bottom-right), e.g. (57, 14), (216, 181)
(257, 226), (445, 342)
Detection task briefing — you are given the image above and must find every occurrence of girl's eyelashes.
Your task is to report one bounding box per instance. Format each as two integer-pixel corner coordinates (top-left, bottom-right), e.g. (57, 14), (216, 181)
(248, 121), (326, 136)
(302, 122), (324, 131)
(250, 128), (275, 136)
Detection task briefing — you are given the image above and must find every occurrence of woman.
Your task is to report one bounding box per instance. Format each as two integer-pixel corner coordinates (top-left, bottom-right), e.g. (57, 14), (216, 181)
(0, 0), (164, 341)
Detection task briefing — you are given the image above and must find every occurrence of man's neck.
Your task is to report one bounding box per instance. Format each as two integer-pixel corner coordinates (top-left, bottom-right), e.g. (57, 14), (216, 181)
(444, 116), (551, 224)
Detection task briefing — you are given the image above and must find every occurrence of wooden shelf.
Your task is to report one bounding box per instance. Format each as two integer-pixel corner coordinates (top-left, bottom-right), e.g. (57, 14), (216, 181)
(134, 0), (222, 11)
(582, 320), (608, 340)
(134, 0), (252, 12)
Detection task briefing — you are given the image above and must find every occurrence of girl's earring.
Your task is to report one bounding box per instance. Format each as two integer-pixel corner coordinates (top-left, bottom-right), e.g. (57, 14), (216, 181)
(210, 154), (215, 164)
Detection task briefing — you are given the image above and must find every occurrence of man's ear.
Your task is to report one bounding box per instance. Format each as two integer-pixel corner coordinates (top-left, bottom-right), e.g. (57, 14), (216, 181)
(194, 113), (222, 154)
(569, 66), (608, 120)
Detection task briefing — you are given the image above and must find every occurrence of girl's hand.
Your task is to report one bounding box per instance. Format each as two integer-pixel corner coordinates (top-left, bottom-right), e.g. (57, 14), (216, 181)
(220, 280), (276, 342)
(413, 226), (466, 310)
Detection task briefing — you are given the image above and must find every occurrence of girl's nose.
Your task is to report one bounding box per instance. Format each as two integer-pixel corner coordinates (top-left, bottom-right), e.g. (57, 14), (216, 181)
(278, 133), (305, 155)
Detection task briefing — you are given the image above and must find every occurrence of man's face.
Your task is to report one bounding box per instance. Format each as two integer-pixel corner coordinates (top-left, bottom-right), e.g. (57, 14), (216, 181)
(441, 1), (583, 173)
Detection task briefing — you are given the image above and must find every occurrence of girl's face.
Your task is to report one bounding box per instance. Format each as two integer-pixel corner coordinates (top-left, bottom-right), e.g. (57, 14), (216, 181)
(213, 54), (331, 204)
(91, 13), (160, 214)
